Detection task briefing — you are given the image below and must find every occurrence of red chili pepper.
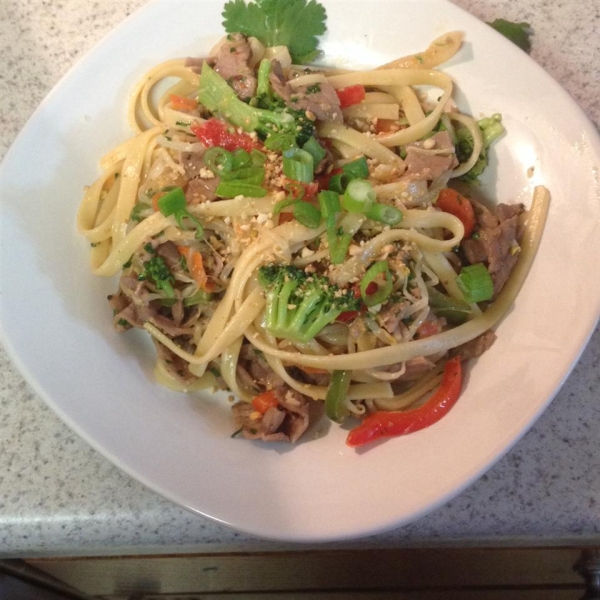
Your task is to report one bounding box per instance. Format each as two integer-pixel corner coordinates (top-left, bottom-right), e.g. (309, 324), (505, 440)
(284, 180), (319, 202)
(316, 167), (342, 191)
(346, 357), (463, 448)
(278, 212), (295, 224)
(436, 188), (476, 238)
(336, 310), (359, 323)
(191, 118), (258, 153)
(336, 283), (378, 323)
(336, 84), (366, 109)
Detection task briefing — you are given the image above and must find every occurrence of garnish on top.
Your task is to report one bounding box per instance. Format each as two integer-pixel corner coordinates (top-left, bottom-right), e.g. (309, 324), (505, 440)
(222, 0), (327, 63)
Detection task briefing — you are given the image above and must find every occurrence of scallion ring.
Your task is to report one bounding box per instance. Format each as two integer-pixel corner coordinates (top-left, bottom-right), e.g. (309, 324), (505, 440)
(365, 202), (403, 225)
(283, 148), (314, 183)
(342, 179), (376, 213)
(360, 260), (393, 307)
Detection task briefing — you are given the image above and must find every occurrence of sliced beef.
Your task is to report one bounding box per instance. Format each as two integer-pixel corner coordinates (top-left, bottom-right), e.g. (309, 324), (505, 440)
(462, 200), (525, 297)
(186, 177), (220, 204)
(378, 300), (410, 334)
(403, 131), (458, 180)
(232, 385), (310, 443)
(212, 33), (257, 100)
(452, 330), (497, 361)
(184, 57), (205, 74)
(270, 61), (342, 122)
(156, 241), (182, 270)
(179, 152), (220, 204)
(110, 273), (193, 338)
(180, 152), (207, 180)
(239, 343), (285, 390)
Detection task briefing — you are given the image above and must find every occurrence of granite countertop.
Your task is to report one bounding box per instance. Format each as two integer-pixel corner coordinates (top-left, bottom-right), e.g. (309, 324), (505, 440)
(1, 0), (599, 559)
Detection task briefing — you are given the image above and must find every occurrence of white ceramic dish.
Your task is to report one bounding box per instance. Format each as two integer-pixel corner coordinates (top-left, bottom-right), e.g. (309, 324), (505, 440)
(1, 0), (599, 542)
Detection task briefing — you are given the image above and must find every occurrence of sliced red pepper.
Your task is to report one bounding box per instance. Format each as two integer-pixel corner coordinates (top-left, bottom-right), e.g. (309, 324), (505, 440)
(336, 84), (366, 109)
(251, 390), (279, 414)
(436, 188), (476, 239)
(346, 357), (463, 448)
(191, 118), (258, 153)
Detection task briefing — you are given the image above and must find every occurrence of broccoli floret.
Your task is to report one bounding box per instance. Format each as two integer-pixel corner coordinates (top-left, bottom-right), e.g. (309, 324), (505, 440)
(139, 256), (175, 298)
(198, 62), (314, 145)
(198, 62), (297, 139)
(258, 264), (360, 343)
(456, 114), (505, 184)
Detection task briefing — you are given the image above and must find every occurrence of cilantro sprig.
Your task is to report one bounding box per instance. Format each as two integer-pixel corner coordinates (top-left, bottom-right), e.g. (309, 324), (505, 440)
(222, 0), (327, 63)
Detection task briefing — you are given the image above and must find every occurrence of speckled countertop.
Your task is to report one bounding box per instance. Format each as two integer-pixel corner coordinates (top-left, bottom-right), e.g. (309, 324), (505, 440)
(0, 0), (599, 559)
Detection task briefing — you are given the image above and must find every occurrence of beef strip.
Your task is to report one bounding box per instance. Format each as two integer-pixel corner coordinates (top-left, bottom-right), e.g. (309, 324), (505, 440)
(239, 343), (285, 390)
(180, 152), (220, 204)
(156, 241), (182, 270)
(269, 61), (342, 122)
(184, 57), (205, 74)
(461, 200), (525, 297)
(111, 273), (193, 338)
(403, 131), (458, 180)
(186, 177), (220, 204)
(232, 384), (311, 443)
(212, 33), (257, 100)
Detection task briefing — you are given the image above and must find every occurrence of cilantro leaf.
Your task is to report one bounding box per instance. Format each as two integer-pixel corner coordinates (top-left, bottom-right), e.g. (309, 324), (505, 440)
(222, 0), (327, 63)
(487, 19), (532, 53)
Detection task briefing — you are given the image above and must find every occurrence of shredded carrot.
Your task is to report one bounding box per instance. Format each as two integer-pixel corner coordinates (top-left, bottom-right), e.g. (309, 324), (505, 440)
(177, 245), (210, 291)
(152, 192), (163, 212)
(297, 365), (329, 375)
(170, 94), (198, 111)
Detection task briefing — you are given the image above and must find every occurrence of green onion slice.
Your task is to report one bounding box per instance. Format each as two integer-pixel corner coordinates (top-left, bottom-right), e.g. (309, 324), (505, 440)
(427, 287), (472, 324)
(342, 156), (369, 180)
(330, 231), (352, 264)
(157, 186), (187, 216)
(328, 172), (346, 194)
(360, 260), (393, 307)
(342, 179), (376, 213)
(318, 190), (340, 218)
(203, 147), (234, 172)
(293, 201), (322, 228)
(283, 148), (314, 183)
(302, 136), (327, 164)
(455, 263), (494, 303)
(365, 202), (403, 225)
(215, 181), (267, 198)
(325, 370), (352, 423)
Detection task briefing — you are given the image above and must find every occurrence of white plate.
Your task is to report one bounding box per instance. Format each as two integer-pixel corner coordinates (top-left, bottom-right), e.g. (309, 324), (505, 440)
(1, 0), (599, 542)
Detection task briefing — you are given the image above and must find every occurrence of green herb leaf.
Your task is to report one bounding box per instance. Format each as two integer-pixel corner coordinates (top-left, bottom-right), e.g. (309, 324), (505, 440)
(487, 19), (532, 53)
(222, 0), (327, 63)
